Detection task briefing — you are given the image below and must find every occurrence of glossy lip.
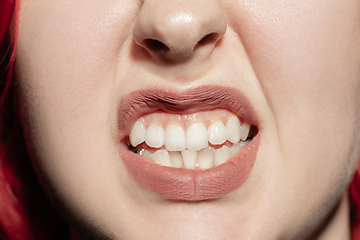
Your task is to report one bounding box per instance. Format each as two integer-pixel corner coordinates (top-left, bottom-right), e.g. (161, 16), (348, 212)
(118, 85), (260, 201)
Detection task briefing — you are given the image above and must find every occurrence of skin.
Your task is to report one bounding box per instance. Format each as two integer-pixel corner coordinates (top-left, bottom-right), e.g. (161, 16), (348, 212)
(15, 0), (360, 239)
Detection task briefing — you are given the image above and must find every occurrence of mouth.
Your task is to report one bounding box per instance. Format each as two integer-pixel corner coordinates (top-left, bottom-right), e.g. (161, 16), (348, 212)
(118, 86), (260, 201)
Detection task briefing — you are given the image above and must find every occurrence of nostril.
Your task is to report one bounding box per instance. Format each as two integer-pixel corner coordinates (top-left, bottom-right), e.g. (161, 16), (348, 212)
(197, 33), (218, 46)
(143, 39), (170, 52)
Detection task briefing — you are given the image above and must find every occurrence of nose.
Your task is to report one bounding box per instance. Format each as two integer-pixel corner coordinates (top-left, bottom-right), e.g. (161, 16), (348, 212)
(133, 0), (227, 63)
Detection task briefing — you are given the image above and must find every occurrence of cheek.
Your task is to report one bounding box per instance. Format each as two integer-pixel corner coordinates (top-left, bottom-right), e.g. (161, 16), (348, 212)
(227, 0), (360, 226)
(17, 0), (136, 99)
(15, 0), (141, 216)
(16, 0), (137, 149)
(227, 0), (360, 161)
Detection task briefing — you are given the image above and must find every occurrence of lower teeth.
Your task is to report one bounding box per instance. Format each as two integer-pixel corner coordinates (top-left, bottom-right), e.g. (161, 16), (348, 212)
(130, 137), (252, 170)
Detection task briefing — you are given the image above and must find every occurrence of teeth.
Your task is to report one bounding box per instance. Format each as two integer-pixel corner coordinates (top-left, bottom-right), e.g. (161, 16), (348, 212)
(164, 124), (186, 151)
(145, 124), (164, 148)
(231, 143), (242, 156)
(214, 146), (231, 166)
(181, 150), (197, 169)
(129, 120), (146, 147)
(169, 151), (183, 168)
(226, 116), (241, 144)
(151, 150), (171, 167)
(137, 140), (250, 169)
(186, 122), (208, 150)
(240, 139), (252, 146)
(208, 121), (227, 145)
(197, 147), (215, 169)
(129, 113), (255, 169)
(130, 117), (251, 150)
(240, 122), (251, 141)
(139, 149), (152, 159)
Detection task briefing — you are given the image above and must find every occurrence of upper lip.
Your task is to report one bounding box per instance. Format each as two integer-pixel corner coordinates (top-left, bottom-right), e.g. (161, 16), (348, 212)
(117, 85), (260, 201)
(118, 85), (259, 139)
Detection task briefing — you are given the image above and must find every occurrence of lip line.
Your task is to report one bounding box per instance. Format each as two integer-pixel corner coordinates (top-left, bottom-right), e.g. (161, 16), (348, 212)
(118, 85), (260, 201)
(118, 85), (259, 139)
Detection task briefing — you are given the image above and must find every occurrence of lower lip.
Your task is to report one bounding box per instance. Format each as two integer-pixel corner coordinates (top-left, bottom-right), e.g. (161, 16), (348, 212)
(119, 135), (260, 201)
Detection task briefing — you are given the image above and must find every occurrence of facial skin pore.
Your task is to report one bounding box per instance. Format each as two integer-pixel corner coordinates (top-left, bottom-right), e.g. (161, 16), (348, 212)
(15, 0), (360, 239)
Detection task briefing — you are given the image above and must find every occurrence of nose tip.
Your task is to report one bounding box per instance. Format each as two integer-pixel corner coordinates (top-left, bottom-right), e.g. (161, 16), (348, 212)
(133, 0), (227, 62)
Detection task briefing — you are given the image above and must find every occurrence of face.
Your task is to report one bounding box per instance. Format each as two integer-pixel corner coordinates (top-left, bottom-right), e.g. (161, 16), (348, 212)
(15, 0), (360, 239)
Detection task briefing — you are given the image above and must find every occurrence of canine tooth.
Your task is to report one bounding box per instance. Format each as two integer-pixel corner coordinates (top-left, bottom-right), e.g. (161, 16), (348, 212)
(151, 150), (171, 167)
(181, 150), (197, 169)
(226, 116), (241, 144)
(186, 122), (208, 150)
(145, 124), (164, 148)
(208, 121), (227, 145)
(240, 122), (251, 141)
(214, 146), (231, 166)
(129, 120), (146, 147)
(197, 147), (215, 170)
(138, 148), (145, 155)
(140, 149), (152, 159)
(169, 151), (183, 168)
(231, 143), (242, 156)
(164, 124), (186, 151)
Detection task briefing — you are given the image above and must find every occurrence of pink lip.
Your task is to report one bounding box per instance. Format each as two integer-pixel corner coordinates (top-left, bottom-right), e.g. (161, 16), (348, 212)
(118, 86), (260, 201)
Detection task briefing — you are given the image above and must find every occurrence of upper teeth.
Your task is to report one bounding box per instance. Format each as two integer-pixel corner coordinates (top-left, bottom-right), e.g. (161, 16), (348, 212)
(129, 115), (251, 151)
(186, 122), (208, 150)
(165, 124), (186, 151)
(145, 124), (165, 148)
(128, 111), (253, 169)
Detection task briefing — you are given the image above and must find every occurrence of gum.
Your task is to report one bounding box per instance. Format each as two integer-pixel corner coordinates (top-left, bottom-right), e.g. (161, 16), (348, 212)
(136, 109), (243, 130)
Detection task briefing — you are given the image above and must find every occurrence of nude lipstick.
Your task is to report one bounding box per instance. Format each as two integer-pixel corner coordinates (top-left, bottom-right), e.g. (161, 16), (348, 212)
(118, 86), (260, 201)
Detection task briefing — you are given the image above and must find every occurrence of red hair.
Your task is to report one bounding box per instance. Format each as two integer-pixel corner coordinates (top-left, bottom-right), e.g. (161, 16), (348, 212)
(0, 0), (69, 239)
(350, 167), (360, 239)
(0, 0), (359, 239)
(0, 0), (33, 239)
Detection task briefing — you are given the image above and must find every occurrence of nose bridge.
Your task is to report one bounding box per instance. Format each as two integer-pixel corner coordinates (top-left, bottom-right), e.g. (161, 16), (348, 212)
(133, 0), (227, 63)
